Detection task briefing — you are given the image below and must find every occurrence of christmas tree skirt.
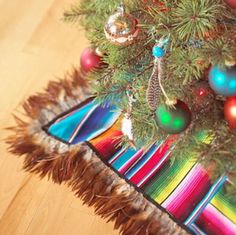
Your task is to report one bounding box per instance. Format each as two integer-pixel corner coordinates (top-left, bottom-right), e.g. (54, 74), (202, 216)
(7, 69), (236, 235)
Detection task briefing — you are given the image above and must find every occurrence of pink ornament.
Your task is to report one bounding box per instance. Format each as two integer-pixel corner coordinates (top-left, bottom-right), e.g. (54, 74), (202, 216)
(224, 0), (236, 8)
(80, 47), (103, 73)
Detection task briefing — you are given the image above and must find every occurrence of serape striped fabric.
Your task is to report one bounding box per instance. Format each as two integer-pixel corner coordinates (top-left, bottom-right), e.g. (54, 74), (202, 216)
(45, 98), (236, 235)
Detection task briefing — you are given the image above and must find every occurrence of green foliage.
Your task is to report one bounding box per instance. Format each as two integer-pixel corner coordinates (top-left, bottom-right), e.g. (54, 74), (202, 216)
(201, 37), (236, 66)
(167, 47), (208, 84)
(172, 0), (225, 41)
(64, 0), (236, 200)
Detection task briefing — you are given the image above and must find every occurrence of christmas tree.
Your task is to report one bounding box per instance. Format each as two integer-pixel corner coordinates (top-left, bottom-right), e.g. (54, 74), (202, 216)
(64, 0), (236, 200)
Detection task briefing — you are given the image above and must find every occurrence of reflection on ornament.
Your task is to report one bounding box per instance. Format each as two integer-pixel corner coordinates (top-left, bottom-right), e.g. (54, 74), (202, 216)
(230, 107), (236, 116)
(199, 89), (205, 96)
(155, 100), (192, 134)
(104, 4), (139, 46)
(224, 96), (236, 129)
(208, 65), (236, 97)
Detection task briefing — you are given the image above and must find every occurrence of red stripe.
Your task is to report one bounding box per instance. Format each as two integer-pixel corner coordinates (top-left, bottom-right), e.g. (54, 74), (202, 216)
(169, 172), (211, 222)
(129, 141), (170, 186)
(91, 130), (123, 160)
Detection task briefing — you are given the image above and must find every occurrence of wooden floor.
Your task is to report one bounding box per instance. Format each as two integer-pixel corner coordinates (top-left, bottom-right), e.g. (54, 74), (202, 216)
(0, 1), (119, 234)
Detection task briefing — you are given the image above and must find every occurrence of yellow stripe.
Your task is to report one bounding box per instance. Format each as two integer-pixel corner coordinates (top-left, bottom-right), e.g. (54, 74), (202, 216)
(211, 197), (236, 224)
(155, 157), (197, 204)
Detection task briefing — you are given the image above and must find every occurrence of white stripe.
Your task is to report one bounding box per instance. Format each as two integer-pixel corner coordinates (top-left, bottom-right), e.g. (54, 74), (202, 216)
(191, 223), (206, 235)
(109, 148), (127, 164)
(68, 105), (98, 143)
(118, 149), (143, 172)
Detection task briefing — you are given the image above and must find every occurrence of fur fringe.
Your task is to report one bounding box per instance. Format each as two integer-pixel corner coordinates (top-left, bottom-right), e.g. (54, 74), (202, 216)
(6, 68), (189, 235)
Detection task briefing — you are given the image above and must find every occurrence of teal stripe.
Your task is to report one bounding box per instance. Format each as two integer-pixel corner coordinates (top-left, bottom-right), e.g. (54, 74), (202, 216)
(49, 102), (94, 141)
(112, 148), (137, 171)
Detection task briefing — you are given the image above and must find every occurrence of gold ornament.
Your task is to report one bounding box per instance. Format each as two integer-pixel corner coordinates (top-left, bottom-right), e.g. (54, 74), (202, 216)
(225, 59), (236, 67)
(104, 4), (139, 46)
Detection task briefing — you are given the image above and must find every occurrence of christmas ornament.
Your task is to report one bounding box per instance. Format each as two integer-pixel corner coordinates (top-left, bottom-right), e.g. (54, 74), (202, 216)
(152, 45), (165, 58)
(224, 0), (236, 9)
(224, 96), (236, 129)
(104, 4), (139, 46)
(192, 81), (214, 110)
(146, 38), (169, 111)
(208, 65), (236, 97)
(121, 92), (136, 147)
(80, 47), (103, 73)
(225, 59), (236, 67)
(155, 100), (192, 134)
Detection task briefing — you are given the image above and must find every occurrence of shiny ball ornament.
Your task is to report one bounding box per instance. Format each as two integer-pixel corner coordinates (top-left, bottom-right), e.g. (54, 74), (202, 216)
(225, 59), (236, 67)
(104, 5), (139, 46)
(208, 65), (236, 97)
(80, 47), (103, 73)
(192, 81), (214, 110)
(155, 100), (192, 134)
(224, 97), (236, 129)
(223, 0), (236, 8)
(152, 46), (165, 58)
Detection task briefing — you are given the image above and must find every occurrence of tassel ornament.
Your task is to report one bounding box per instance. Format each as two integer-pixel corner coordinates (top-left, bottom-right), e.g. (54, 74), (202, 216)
(146, 38), (172, 111)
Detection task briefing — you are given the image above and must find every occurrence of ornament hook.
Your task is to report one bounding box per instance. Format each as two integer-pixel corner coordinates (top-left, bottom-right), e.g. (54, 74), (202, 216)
(118, 1), (125, 15)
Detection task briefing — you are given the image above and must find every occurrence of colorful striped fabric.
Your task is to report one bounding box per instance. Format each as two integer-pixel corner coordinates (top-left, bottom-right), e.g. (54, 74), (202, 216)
(45, 98), (236, 235)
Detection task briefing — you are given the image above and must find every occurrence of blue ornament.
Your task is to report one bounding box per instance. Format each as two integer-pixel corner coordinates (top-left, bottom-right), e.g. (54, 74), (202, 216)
(152, 46), (165, 58)
(208, 65), (236, 97)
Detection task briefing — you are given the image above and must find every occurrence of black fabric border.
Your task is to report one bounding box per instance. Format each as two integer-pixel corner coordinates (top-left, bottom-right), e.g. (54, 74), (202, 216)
(86, 141), (194, 235)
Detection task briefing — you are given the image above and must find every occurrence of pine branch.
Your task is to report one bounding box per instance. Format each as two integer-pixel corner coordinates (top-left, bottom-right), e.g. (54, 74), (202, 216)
(65, 0), (236, 198)
(63, 5), (91, 23)
(172, 0), (226, 41)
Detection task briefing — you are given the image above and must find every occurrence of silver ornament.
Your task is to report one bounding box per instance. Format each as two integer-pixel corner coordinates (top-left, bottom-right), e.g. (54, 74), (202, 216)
(104, 4), (139, 46)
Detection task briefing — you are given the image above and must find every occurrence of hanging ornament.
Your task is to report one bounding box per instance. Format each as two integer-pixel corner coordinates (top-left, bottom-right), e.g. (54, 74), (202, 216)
(224, 96), (236, 129)
(208, 65), (236, 97)
(155, 100), (192, 134)
(121, 92), (136, 147)
(104, 4), (139, 46)
(225, 59), (236, 67)
(192, 81), (214, 111)
(146, 37), (170, 111)
(80, 47), (103, 73)
(223, 0), (236, 9)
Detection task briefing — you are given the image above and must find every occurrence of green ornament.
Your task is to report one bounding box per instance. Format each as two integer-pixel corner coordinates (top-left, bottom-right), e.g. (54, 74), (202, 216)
(155, 100), (192, 134)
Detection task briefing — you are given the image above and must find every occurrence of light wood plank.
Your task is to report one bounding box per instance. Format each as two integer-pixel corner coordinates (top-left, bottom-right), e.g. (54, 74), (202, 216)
(0, 0), (119, 234)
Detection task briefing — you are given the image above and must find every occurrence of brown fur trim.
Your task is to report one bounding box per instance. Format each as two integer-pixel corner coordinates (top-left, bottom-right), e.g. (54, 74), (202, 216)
(6, 68), (189, 235)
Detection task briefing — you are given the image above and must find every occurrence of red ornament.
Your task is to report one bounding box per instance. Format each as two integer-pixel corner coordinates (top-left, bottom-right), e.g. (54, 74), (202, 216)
(193, 81), (213, 108)
(197, 87), (207, 97)
(80, 47), (103, 73)
(224, 97), (236, 129)
(224, 0), (236, 8)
